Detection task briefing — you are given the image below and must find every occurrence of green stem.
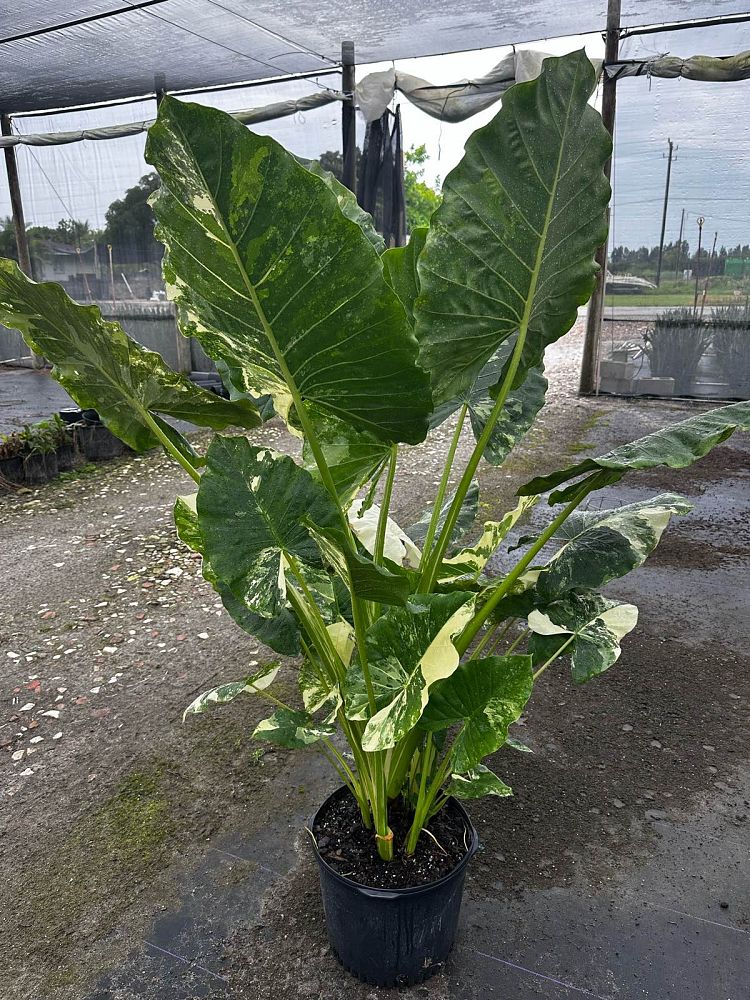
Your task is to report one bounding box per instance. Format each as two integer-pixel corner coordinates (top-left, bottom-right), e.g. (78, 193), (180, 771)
(456, 486), (591, 655)
(421, 403), (468, 564)
(373, 444), (398, 567)
(140, 408), (200, 483)
(505, 627), (530, 655)
(533, 632), (576, 681)
(470, 623), (498, 660)
(485, 618), (516, 657)
(420, 332), (528, 592)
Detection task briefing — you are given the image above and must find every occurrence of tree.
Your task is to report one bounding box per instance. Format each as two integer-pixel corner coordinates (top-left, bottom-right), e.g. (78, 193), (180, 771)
(104, 172), (161, 261)
(403, 144), (441, 231)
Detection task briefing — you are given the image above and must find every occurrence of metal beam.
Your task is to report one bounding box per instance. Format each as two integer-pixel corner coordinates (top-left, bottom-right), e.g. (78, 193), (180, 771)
(579, 0), (621, 396)
(1, 114), (43, 367)
(341, 41), (357, 193)
(620, 11), (750, 39)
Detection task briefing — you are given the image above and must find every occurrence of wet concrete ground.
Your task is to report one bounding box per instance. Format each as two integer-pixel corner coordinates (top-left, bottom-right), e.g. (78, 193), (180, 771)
(1, 324), (748, 999)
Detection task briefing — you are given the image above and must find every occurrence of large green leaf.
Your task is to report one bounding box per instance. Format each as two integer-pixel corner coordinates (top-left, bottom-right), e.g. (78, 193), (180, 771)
(537, 494), (691, 599)
(528, 590), (638, 682)
(520, 400), (750, 501)
(415, 50), (611, 405)
(195, 437), (340, 619)
(174, 494), (301, 655)
(146, 97), (431, 444)
(431, 343), (548, 465)
(344, 593), (476, 751)
(446, 764), (513, 799)
(305, 159), (386, 255)
(183, 661), (280, 721)
(0, 259), (260, 452)
(252, 708), (335, 748)
(382, 227), (427, 324)
(420, 654), (534, 772)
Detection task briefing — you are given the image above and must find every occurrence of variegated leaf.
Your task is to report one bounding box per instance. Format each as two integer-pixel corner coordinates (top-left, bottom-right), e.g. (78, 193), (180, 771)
(252, 708), (335, 748)
(305, 521), (412, 607)
(344, 593), (476, 751)
(183, 661), (280, 721)
(173, 494), (300, 655)
(446, 764), (513, 799)
(349, 499), (422, 569)
(528, 590), (638, 682)
(302, 406), (391, 507)
(439, 495), (539, 582)
(406, 480), (480, 549)
(196, 437), (339, 619)
(420, 654), (533, 772)
(298, 659), (342, 725)
(537, 493), (691, 600)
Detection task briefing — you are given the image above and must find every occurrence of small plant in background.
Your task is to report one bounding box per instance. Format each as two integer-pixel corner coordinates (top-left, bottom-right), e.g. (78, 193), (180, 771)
(18, 414), (69, 455)
(712, 303), (750, 398)
(644, 307), (713, 395)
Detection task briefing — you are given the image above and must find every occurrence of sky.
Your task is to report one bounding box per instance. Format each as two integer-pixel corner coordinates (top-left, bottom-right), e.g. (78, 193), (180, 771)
(1, 20), (748, 255)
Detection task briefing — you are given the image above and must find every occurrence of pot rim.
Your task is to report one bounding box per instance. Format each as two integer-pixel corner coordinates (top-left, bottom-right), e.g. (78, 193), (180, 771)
(309, 784), (479, 898)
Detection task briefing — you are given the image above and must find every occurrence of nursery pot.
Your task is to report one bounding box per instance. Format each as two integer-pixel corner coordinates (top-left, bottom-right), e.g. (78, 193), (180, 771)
(310, 787), (479, 987)
(0, 456), (25, 488)
(55, 440), (79, 472)
(23, 451), (58, 485)
(75, 424), (126, 461)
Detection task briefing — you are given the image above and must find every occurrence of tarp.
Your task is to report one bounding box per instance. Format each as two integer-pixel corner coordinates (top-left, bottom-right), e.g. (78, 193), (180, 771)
(2, 1), (749, 114)
(607, 49), (750, 81)
(0, 91), (342, 148)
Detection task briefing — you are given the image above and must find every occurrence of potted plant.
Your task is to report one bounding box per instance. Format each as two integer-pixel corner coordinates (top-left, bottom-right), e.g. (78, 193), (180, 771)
(644, 307), (713, 395)
(1, 51), (749, 987)
(712, 304), (750, 399)
(0, 430), (26, 487)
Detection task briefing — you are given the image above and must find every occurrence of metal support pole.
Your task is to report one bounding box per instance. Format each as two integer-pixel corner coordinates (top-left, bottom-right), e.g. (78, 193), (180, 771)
(2, 113), (44, 367)
(693, 216), (704, 314)
(579, 0), (621, 395)
(655, 138), (674, 287)
(674, 207), (685, 280)
(341, 41), (356, 193)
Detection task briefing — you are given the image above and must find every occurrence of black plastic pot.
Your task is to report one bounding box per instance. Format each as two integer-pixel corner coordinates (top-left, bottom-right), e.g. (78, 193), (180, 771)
(23, 451), (58, 485)
(55, 440), (79, 472)
(0, 456), (25, 488)
(310, 787), (478, 987)
(75, 424), (126, 461)
(58, 407), (84, 425)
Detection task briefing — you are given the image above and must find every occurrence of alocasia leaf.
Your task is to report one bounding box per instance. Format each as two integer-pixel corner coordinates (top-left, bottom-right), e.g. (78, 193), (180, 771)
(536, 493), (692, 599)
(146, 96), (432, 445)
(431, 342), (548, 466)
(298, 657), (342, 725)
(349, 499), (422, 569)
(183, 661), (280, 720)
(252, 709), (335, 748)
(519, 400), (750, 501)
(446, 765), (513, 799)
(174, 494), (301, 655)
(302, 406), (391, 507)
(528, 590), (638, 682)
(420, 654), (534, 773)
(382, 227), (427, 325)
(0, 259), (261, 452)
(195, 437), (340, 619)
(305, 159), (385, 255)
(415, 50), (611, 405)
(343, 593), (476, 751)
(439, 495), (538, 582)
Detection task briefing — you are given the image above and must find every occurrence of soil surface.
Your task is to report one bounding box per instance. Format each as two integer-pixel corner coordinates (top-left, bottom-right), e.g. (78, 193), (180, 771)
(313, 787), (470, 889)
(0, 319), (748, 1000)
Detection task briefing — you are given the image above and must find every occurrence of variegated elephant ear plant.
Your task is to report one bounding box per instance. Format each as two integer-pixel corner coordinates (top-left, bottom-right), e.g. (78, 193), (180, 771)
(1, 51), (749, 863)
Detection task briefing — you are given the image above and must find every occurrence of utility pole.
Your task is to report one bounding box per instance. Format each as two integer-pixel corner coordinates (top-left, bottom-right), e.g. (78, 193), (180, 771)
(580, 0), (621, 395)
(674, 207), (685, 279)
(655, 138), (675, 286)
(693, 216), (704, 313)
(341, 41), (357, 193)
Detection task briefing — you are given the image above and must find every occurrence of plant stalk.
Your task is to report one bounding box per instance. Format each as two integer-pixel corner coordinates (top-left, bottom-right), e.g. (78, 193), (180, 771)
(140, 408), (200, 483)
(420, 403), (468, 564)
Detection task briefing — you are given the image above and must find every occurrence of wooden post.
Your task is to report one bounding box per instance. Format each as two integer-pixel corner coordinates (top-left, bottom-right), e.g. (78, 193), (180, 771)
(341, 41), (356, 193)
(2, 114), (44, 367)
(579, 0), (621, 396)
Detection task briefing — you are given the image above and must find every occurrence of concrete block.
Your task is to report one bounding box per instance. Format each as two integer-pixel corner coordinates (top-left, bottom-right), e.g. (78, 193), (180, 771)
(600, 359), (637, 381)
(634, 377), (675, 397)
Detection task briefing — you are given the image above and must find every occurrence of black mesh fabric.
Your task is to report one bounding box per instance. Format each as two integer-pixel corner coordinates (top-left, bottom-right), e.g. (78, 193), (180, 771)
(357, 107), (406, 249)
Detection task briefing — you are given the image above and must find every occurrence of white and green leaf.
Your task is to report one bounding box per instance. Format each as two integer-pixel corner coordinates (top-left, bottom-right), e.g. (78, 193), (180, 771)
(349, 498), (422, 569)
(252, 708), (335, 748)
(146, 96), (431, 444)
(446, 764), (513, 799)
(0, 259), (261, 453)
(528, 590), (638, 682)
(439, 495), (539, 582)
(183, 661), (280, 721)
